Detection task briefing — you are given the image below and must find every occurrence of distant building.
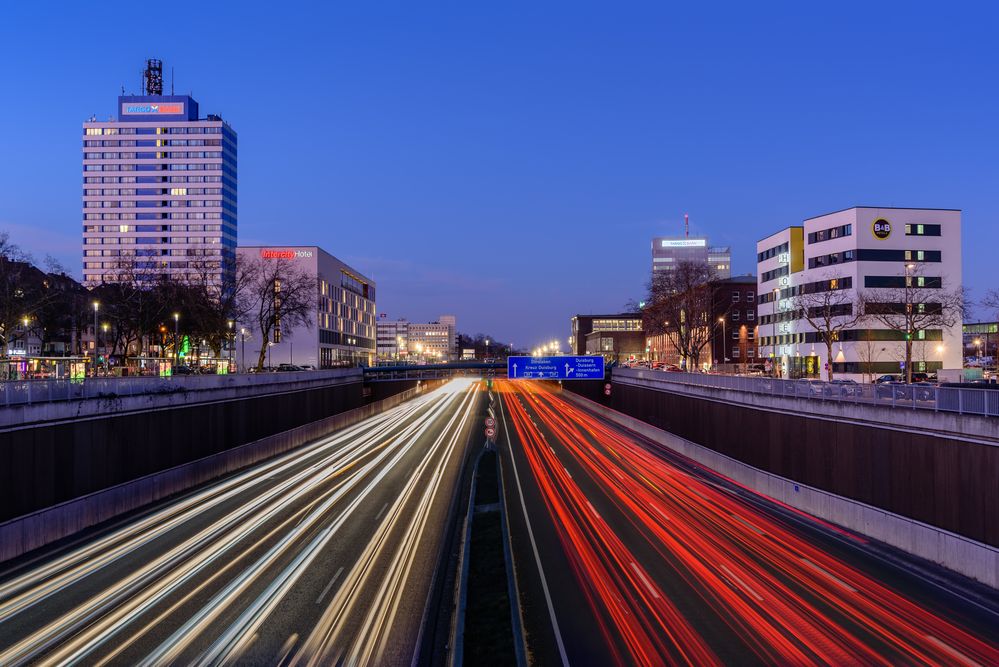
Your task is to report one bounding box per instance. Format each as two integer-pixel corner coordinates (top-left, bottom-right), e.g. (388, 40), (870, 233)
(569, 314), (643, 356)
(376, 315), (457, 362)
(652, 237), (731, 279)
(236, 246), (376, 368)
(644, 276), (758, 368)
(83, 59), (237, 288)
(376, 319), (409, 360)
(585, 330), (646, 363)
(757, 206), (962, 380)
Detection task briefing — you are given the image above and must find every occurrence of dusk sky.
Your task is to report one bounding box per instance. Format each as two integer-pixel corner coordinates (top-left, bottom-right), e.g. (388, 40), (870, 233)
(1, 3), (997, 347)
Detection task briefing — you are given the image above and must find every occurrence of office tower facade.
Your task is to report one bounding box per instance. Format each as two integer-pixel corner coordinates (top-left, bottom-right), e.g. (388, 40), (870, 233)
(652, 237), (731, 278)
(83, 60), (237, 287)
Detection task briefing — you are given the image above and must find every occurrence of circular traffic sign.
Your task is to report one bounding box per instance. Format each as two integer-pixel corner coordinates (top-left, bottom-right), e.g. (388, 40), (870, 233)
(604, 388), (611, 396)
(604, 383), (611, 390)
(485, 417), (496, 428)
(485, 427), (496, 438)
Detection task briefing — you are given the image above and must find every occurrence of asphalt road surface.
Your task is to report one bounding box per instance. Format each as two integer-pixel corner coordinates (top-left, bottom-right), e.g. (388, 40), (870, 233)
(0, 379), (479, 666)
(497, 380), (999, 666)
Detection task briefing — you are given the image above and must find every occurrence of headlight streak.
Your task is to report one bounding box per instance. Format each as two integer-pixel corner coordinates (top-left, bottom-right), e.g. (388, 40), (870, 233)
(0, 382), (475, 666)
(139, 384), (470, 666)
(293, 378), (479, 666)
(500, 380), (999, 666)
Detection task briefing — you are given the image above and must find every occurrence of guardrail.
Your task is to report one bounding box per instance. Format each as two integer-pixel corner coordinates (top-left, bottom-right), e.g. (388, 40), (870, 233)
(618, 368), (999, 417)
(0, 368), (362, 408)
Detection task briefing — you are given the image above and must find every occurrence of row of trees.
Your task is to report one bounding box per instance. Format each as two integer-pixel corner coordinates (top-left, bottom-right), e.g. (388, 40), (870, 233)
(639, 260), (966, 382)
(0, 233), (318, 371)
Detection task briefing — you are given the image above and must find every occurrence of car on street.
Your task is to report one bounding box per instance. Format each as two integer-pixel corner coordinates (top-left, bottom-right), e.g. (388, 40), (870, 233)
(795, 378), (825, 396)
(277, 363), (305, 372)
(828, 378), (862, 397)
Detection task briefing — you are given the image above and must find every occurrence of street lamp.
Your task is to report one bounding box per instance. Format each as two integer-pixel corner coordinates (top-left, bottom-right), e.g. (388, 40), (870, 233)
(91, 301), (100, 376)
(771, 287), (780, 377)
(718, 316), (726, 367)
(227, 320), (234, 371)
(240, 328), (247, 372)
(975, 338), (983, 365)
(173, 312), (180, 367)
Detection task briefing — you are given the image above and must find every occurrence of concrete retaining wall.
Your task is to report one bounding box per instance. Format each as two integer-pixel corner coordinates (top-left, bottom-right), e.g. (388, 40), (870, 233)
(562, 390), (999, 589)
(0, 382), (439, 564)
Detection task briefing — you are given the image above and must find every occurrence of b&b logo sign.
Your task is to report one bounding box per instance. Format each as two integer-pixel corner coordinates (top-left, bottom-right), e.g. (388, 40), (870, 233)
(872, 218), (892, 240)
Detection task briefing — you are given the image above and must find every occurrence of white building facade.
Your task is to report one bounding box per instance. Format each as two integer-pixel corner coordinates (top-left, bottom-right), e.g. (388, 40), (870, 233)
(757, 207), (962, 380)
(236, 246), (376, 369)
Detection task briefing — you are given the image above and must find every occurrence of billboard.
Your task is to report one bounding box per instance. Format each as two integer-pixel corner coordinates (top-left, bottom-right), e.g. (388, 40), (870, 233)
(120, 102), (185, 115)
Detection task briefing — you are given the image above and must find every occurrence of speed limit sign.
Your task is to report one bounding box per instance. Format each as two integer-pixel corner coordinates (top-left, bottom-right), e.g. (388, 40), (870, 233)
(485, 417), (496, 428)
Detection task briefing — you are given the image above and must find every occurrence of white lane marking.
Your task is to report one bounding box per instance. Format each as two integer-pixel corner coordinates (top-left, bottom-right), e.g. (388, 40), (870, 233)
(924, 634), (983, 667)
(629, 562), (660, 599)
(730, 513), (765, 535)
(799, 558), (858, 593)
(315, 566), (345, 604)
(501, 394), (570, 667)
(277, 633), (298, 664)
(374, 502), (389, 521)
(720, 565), (764, 602)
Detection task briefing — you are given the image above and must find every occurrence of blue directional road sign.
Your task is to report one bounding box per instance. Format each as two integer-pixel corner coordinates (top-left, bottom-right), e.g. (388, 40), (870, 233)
(507, 355), (605, 380)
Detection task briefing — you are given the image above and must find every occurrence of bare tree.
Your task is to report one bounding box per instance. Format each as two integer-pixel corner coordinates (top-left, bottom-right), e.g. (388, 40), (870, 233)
(860, 271), (965, 383)
(240, 255), (316, 371)
(642, 261), (719, 370)
(855, 328), (886, 383)
(790, 274), (866, 381)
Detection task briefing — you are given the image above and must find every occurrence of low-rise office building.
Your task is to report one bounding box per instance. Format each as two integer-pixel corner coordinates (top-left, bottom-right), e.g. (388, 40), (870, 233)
(757, 207), (962, 380)
(236, 246), (376, 368)
(376, 315), (457, 362)
(569, 313), (643, 356)
(585, 330), (646, 363)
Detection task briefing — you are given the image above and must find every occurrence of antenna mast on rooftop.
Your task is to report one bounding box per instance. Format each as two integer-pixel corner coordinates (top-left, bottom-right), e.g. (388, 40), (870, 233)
(143, 59), (163, 95)
(684, 212), (689, 238)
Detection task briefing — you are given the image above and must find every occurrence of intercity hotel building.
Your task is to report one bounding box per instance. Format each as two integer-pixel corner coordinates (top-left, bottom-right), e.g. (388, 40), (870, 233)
(756, 207), (962, 380)
(82, 60), (237, 286)
(236, 246), (377, 369)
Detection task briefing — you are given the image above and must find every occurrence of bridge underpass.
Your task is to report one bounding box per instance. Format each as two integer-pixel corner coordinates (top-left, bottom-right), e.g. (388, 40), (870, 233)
(362, 362), (507, 382)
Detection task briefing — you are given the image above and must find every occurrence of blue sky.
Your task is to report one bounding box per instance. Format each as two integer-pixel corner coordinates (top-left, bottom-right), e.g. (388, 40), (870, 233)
(1, 2), (996, 347)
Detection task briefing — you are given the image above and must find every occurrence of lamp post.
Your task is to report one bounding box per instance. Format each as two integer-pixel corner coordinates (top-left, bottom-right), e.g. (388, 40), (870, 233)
(718, 316), (726, 369)
(173, 312), (180, 367)
(91, 301), (100, 376)
(904, 263), (916, 383)
(240, 328), (246, 372)
(227, 320), (234, 371)
(101, 323), (109, 372)
(771, 288), (779, 377)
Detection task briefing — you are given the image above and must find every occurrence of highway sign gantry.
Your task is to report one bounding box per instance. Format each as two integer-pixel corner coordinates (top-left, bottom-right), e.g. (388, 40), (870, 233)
(507, 355), (605, 380)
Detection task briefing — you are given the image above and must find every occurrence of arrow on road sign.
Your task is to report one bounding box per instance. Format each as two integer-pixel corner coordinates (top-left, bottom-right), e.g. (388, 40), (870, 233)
(565, 363), (573, 375)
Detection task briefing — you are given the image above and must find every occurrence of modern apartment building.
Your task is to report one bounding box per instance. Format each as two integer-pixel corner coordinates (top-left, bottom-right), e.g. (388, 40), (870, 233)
(236, 246), (376, 368)
(757, 207), (962, 380)
(652, 237), (731, 279)
(82, 60), (237, 287)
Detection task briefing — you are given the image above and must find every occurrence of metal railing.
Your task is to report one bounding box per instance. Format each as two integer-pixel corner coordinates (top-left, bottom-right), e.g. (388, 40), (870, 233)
(617, 368), (999, 417)
(0, 368), (362, 408)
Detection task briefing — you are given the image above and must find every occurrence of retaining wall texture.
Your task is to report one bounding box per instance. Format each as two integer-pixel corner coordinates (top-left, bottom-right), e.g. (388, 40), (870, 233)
(563, 380), (999, 587)
(0, 381), (439, 563)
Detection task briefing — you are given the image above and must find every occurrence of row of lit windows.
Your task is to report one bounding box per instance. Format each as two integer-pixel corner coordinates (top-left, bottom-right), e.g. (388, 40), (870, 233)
(85, 163), (221, 172)
(84, 212), (223, 221)
(84, 151), (222, 160)
(83, 139), (221, 147)
(83, 188), (221, 196)
(85, 200), (219, 208)
(85, 223), (223, 233)
(85, 126), (223, 136)
(83, 175), (224, 184)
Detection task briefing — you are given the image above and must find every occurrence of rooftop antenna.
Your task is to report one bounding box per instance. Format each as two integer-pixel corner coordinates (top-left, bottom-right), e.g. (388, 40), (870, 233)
(171, 66), (175, 95)
(684, 212), (689, 238)
(143, 58), (163, 95)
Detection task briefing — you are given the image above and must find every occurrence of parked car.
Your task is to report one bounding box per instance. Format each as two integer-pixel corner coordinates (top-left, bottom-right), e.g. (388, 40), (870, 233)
(172, 365), (196, 375)
(828, 378), (862, 397)
(277, 363), (305, 372)
(795, 378), (825, 396)
(874, 374), (901, 384)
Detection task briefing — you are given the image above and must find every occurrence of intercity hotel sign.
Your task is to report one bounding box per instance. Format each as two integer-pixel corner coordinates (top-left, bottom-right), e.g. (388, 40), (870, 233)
(260, 249), (314, 260)
(121, 102), (185, 115)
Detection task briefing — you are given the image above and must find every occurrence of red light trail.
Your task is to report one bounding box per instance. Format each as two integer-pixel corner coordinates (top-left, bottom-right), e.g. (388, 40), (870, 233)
(499, 380), (999, 666)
